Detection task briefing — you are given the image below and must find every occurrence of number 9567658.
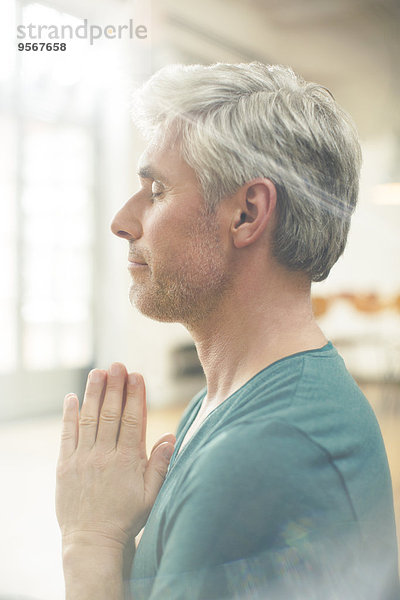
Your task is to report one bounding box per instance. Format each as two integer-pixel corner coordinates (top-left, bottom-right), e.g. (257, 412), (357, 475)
(17, 42), (67, 51)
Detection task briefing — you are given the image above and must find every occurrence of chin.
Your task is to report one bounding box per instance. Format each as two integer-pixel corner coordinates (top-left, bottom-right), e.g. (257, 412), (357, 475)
(129, 285), (180, 323)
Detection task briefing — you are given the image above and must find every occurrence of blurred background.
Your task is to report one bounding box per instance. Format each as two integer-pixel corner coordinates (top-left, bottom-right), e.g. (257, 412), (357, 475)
(0, 0), (399, 597)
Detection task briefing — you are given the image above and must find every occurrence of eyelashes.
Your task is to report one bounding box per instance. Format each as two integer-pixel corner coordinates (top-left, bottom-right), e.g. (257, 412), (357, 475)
(150, 181), (165, 202)
(151, 192), (163, 202)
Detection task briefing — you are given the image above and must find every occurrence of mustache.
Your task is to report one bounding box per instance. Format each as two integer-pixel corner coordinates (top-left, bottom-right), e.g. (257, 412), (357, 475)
(128, 245), (149, 264)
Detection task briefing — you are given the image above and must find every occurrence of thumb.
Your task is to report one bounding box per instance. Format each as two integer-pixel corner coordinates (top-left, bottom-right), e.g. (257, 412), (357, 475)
(144, 441), (175, 505)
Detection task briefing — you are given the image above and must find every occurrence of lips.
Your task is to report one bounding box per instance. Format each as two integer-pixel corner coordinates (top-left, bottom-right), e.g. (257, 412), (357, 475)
(128, 254), (148, 271)
(128, 255), (147, 266)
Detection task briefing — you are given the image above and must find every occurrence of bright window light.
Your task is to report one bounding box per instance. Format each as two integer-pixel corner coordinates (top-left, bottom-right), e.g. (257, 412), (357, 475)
(371, 183), (400, 205)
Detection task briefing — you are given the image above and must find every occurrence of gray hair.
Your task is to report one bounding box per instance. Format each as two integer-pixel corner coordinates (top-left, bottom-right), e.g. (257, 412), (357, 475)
(132, 62), (362, 282)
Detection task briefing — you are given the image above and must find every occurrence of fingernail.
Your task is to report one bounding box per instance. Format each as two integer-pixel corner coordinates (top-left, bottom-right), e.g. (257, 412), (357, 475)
(128, 373), (137, 385)
(90, 369), (102, 383)
(163, 444), (174, 461)
(64, 393), (76, 409)
(110, 363), (121, 377)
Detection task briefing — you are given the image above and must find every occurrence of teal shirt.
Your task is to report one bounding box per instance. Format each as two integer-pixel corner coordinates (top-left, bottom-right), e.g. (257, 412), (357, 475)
(131, 342), (400, 599)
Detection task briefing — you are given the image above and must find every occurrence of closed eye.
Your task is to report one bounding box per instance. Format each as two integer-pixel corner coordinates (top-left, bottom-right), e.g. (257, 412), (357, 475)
(151, 181), (165, 201)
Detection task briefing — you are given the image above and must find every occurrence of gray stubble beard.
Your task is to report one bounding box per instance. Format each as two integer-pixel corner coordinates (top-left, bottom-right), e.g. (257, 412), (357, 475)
(129, 209), (231, 327)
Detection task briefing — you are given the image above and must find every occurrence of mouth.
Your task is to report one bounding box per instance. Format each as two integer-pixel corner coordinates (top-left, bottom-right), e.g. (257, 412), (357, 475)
(128, 256), (148, 269)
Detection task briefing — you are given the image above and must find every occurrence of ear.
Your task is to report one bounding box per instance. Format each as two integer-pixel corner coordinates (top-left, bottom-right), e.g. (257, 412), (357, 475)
(231, 178), (277, 249)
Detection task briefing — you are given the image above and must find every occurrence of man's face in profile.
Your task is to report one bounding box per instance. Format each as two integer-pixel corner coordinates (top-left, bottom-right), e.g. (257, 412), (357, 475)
(111, 143), (231, 326)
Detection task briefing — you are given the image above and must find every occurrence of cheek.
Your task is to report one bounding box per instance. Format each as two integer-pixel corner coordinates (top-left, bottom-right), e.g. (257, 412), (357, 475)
(143, 211), (168, 250)
(146, 209), (192, 254)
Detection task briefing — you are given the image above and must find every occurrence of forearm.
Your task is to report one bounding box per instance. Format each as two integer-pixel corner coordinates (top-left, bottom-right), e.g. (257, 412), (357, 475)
(62, 544), (133, 600)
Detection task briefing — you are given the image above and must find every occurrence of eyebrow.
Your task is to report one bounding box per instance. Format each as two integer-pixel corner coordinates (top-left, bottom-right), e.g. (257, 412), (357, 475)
(137, 165), (170, 184)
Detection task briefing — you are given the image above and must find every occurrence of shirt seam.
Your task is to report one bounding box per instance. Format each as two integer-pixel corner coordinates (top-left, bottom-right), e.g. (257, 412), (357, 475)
(266, 419), (360, 525)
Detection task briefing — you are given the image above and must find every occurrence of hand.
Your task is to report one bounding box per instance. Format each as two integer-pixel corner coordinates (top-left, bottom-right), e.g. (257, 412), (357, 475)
(56, 363), (175, 555)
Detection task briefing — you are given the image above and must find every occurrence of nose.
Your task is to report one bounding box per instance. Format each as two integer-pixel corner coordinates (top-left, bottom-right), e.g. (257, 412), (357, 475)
(111, 194), (143, 240)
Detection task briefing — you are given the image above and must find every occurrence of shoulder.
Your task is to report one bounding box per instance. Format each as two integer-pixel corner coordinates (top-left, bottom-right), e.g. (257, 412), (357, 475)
(162, 420), (364, 571)
(184, 420), (350, 514)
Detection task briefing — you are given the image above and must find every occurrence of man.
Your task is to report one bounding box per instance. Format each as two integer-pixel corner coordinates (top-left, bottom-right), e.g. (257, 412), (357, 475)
(56, 62), (399, 599)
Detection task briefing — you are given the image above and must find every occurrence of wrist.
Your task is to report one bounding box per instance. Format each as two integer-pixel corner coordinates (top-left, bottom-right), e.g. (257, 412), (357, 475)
(62, 542), (125, 600)
(62, 539), (125, 565)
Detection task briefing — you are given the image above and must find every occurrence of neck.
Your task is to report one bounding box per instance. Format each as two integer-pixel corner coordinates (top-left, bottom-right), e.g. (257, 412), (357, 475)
(187, 267), (327, 409)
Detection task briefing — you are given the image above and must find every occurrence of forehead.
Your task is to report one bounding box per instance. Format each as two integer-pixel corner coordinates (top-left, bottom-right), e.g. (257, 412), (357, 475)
(137, 142), (198, 187)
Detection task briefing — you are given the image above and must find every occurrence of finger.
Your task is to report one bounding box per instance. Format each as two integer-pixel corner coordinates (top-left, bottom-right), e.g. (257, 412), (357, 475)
(96, 362), (127, 451)
(144, 441), (175, 506)
(117, 373), (146, 455)
(58, 393), (79, 461)
(77, 369), (107, 451)
(150, 433), (176, 457)
(122, 372), (147, 450)
(140, 375), (148, 450)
